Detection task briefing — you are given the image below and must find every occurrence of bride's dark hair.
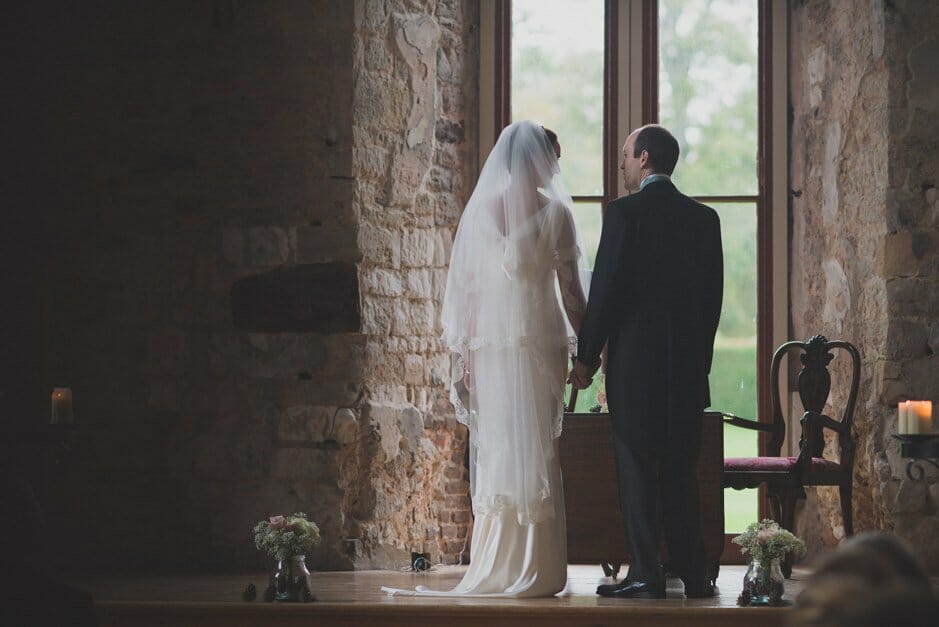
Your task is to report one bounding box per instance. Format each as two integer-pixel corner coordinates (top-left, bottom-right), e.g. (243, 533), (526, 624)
(542, 127), (558, 148)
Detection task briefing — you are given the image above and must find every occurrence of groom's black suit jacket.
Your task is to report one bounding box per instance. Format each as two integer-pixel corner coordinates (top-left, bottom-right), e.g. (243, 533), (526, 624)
(577, 179), (723, 450)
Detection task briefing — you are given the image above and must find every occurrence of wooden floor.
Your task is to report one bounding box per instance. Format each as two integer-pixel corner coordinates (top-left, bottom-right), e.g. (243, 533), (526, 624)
(72, 564), (808, 627)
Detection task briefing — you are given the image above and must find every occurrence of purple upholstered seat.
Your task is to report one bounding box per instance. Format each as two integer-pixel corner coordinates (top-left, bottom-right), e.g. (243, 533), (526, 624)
(724, 456), (842, 483)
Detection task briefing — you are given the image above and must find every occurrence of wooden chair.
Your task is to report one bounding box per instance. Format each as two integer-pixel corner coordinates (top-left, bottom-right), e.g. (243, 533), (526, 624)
(722, 335), (861, 576)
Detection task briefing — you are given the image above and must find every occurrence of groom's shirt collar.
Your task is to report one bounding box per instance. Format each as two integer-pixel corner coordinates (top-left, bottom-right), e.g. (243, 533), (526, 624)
(639, 173), (671, 191)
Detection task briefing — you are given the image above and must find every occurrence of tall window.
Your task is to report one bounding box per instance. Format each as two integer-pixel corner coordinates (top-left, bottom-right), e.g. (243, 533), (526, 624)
(511, 0), (605, 269)
(511, 0), (608, 414)
(656, 0), (760, 532)
(491, 0), (784, 543)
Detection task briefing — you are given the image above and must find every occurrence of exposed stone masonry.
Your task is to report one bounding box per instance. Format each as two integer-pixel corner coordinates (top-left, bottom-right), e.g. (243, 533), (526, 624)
(346, 0), (478, 568)
(24, 0), (476, 573)
(790, 0), (939, 570)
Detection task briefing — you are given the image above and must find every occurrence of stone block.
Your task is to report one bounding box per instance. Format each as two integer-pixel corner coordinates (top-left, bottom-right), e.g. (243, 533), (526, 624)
(144, 327), (189, 375)
(241, 335), (327, 379)
(358, 223), (401, 267)
(272, 448), (339, 481)
(146, 378), (179, 413)
(928, 323), (939, 356)
(247, 333), (270, 352)
(358, 0), (389, 30)
(879, 378), (909, 405)
(362, 268), (405, 297)
(432, 268), (448, 301)
(886, 277), (932, 316)
(903, 515), (939, 573)
(363, 401), (425, 462)
(929, 482), (939, 508)
(357, 145), (391, 181)
(222, 227), (245, 265)
(391, 299), (435, 336)
(883, 230), (916, 276)
(295, 224), (360, 263)
(404, 269), (433, 298)
(413, 192), (436, 216)
(432, 228), (452, 267)
(893, 477), (927, 514)
(247, 226), (290, 266)
(436, 48), (453, 82)
(908, 38), (939, 114)
(404, 354), (424, 384)
(444, 540), (466, 555)
(429, 353), (449, 387)
(401, 228), (435, 268)
(435, 192), (463, 226)
(361, 296), (394, 335)
(277, 405), (333, 442)
(435, 118), (464, 143)
(364, 36), (393, 72)
(906, 355), (939, 402)
(331, 407), (358, 444)
(885, 319), (930, 359)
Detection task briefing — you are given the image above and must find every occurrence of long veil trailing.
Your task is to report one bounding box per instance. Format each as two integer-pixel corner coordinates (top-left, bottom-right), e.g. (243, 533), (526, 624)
(440, 120), (585, 526)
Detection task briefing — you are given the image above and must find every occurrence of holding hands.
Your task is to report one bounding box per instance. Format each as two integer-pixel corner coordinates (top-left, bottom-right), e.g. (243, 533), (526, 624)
(567, 358), (598, 390)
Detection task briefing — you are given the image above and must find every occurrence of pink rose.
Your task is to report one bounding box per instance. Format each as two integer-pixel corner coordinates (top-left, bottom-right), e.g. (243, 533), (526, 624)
(269, 515), (287, 530)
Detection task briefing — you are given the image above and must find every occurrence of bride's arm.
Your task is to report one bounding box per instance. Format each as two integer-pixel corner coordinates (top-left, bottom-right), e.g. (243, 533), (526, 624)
(555, 208), (588, 335)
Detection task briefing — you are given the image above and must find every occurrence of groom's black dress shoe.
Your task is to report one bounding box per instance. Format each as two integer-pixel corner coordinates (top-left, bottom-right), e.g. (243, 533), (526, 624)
(596, 580), (666, 599)
(683, 580), (716, 598)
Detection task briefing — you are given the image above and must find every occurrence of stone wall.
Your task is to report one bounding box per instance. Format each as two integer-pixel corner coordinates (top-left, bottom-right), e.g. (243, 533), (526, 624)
(13, 0), (476, 573)
(789, 0), (939, 570)
(347, 0), (478, 568)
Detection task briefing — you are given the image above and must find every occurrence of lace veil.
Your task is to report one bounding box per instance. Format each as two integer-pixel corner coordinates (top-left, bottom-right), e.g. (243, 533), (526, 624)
(441, 120), (585, 525)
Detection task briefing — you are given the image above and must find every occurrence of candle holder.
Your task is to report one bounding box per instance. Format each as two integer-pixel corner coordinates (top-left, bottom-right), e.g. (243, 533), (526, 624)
(891, 434), (939, 480)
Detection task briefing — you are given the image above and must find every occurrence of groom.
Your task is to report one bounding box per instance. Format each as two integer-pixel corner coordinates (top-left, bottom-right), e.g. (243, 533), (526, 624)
(570, 125), (723, 599)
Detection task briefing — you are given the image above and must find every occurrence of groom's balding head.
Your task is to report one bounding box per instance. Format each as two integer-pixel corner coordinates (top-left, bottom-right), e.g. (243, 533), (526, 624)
(631, 125), (680, 175)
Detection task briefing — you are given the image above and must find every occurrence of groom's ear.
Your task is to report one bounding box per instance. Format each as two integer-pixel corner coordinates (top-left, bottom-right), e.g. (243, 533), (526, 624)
(638, 148), (650, 168)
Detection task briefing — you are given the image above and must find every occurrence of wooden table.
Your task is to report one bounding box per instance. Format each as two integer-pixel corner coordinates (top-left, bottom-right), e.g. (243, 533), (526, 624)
(559, 410), (725, 581)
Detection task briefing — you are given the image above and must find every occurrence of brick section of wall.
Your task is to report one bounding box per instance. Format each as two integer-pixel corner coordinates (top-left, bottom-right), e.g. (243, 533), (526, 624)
(789, 0), (939, 571)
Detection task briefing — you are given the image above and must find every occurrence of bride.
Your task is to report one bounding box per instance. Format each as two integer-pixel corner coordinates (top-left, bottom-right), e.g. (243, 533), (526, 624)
(384, 120), (587, 597)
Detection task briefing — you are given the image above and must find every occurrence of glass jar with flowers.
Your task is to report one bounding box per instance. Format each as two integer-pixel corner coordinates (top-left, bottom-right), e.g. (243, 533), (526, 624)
(253, 513), (321, 602)
(733, 519), (805, 606)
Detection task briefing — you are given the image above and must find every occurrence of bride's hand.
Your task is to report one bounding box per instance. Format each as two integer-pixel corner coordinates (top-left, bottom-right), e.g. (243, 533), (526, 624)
(567, 359), (594, 390)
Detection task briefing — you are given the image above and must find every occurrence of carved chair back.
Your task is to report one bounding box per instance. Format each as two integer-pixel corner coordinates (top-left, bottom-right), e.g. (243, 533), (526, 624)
(773, 335), (861, 479)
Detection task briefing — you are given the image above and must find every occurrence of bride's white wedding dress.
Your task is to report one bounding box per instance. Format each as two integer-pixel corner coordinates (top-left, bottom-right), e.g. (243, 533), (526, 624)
(383, 120), (587, 598)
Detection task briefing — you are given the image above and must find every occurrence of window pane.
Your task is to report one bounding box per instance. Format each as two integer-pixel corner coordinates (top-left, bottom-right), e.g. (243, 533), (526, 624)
(512, 0), (604, 196)
(560, 201), (604, 413)
(658, 0), (758, 196)
(707, 202), (758, 531)
(571, 201), (602, 271)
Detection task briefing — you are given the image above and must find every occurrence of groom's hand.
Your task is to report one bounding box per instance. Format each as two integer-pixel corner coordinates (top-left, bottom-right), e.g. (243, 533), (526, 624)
(568, 359), (596, 390)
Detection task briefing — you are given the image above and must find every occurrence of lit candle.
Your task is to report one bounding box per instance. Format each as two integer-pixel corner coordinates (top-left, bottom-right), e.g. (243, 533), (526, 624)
(898, 401), (910, 434)
(51, 387), (73, 424)
(910, 401), (933, 434)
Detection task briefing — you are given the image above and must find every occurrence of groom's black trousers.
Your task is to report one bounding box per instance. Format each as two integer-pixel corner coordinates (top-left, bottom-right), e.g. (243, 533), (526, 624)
(611, 416), (707, 585)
